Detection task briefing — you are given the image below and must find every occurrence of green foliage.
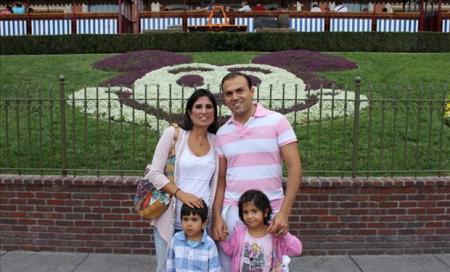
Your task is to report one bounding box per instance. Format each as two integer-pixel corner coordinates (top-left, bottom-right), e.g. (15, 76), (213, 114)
(0, 52), (449, 176)
(1, 32), (449, 55)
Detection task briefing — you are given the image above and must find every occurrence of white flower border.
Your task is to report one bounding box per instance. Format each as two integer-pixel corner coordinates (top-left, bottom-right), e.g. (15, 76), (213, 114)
(69, 63), (368, 130)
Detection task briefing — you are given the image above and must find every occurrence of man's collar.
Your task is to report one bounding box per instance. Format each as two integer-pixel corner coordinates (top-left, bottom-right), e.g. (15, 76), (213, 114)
(226, 103), (267, 125)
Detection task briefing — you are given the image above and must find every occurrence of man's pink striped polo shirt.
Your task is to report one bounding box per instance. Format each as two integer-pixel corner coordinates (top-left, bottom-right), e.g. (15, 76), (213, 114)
(215, 103), (297, 210)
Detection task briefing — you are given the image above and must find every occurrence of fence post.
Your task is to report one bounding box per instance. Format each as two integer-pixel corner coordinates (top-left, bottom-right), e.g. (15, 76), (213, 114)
(352, 76), (361, 178)
(59, 75), (67, 176)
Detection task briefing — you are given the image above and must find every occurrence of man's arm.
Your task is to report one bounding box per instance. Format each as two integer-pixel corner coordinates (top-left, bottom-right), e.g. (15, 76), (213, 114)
(268, 142), (302, 235)
(211, 157), (228, 241)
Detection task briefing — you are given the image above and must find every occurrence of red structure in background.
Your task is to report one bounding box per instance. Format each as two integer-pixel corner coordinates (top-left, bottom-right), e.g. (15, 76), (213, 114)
(0, 1), (449, 34)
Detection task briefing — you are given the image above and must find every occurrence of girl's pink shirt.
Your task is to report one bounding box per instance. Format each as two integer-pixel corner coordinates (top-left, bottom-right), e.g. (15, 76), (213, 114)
(220, 224), (303, 272)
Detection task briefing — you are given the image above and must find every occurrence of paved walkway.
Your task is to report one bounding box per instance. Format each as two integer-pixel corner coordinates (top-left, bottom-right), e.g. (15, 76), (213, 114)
(1, 251), (449, 272)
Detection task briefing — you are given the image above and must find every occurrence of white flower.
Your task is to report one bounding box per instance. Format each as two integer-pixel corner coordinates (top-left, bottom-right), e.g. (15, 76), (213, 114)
(69, 63), (368, 130)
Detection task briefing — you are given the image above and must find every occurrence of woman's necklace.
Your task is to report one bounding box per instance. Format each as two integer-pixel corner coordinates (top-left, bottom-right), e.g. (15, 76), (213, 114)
(198, 138), (206, 146)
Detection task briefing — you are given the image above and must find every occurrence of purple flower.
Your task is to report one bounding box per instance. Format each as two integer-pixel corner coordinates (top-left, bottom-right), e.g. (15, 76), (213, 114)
(169, 67), (213, 74)
(176, 75), (204, 88)
(247, 75), (261, 86)
(93, 50), (192, 87)
(228, 67), (272, 74)
(252, 50), (357, 89)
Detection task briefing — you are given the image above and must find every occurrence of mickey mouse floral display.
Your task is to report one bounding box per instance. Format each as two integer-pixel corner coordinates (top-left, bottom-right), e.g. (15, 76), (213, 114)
(69, 50), (368, 129)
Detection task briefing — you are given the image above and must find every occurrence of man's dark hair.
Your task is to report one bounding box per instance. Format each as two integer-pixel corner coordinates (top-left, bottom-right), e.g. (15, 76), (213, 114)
(238, 190), (273, 225)
(221, 72), (252, 91)
(180, 88), (218, 134)
(181, 200), (208, 223)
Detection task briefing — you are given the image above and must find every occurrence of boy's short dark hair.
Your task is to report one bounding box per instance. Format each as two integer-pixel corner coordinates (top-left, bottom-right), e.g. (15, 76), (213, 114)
(181, 200), (208, 222)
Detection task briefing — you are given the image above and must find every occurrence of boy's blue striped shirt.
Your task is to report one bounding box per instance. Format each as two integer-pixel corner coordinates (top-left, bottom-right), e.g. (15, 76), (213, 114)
(166, 231), (221, 272)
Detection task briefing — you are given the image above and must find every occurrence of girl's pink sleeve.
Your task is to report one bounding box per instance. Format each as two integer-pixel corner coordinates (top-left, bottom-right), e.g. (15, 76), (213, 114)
(219, 234), (237, 257)
(144, 126), (176, 190)
(280, 232), (303, 256)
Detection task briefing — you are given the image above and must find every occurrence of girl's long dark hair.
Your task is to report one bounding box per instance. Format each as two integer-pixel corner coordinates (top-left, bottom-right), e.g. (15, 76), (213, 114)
(238, 190), (273, 226)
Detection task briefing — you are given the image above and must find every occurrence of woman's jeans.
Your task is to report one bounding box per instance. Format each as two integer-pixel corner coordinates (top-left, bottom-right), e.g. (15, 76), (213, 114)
(154, 228), (168, 272)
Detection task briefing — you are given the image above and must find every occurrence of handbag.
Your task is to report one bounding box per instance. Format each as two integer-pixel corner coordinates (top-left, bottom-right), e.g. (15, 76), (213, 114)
(134, 123), (180, 219)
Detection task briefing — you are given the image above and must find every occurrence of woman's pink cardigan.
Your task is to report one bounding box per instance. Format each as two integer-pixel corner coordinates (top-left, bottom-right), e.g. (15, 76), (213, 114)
(220, 225), (302, 272)
(144, 126), (219, 243)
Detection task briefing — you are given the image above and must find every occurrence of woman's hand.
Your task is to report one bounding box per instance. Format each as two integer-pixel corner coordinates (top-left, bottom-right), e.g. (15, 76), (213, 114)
(211, 215), (228, 241)
(177, 191), (204, 208)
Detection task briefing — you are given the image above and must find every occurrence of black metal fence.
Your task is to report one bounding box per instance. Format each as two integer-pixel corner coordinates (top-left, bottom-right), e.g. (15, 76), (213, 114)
(1, 76), (449, 177)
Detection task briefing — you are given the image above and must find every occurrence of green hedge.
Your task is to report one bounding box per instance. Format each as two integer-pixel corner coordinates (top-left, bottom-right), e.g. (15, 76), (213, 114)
(1, 32), (449, 54)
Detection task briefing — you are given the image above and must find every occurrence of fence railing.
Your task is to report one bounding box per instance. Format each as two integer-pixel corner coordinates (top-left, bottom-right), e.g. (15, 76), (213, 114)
(0, 77), (449, 177)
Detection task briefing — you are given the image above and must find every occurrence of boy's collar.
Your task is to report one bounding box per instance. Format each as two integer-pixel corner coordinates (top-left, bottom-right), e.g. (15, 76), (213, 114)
(178, 230), (207, 244)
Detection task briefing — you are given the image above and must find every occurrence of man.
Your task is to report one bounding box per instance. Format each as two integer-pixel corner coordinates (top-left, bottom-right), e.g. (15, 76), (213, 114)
(212, 72), (302, 270)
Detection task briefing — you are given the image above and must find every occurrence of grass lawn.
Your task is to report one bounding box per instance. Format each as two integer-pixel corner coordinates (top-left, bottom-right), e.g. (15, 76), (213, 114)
(1, 52), (449, 176)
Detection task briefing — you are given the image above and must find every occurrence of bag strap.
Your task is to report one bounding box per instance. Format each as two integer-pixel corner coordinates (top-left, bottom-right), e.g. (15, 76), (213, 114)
(167, 123), (179, 158)
(171, 123), (179, 148)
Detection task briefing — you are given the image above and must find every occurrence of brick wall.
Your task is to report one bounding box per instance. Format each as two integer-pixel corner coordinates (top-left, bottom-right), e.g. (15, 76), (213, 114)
(1, 175), (449, 255)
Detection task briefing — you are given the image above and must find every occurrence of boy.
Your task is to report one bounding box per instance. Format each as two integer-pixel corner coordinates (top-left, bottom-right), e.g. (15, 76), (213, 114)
(166, 200), (221, 272)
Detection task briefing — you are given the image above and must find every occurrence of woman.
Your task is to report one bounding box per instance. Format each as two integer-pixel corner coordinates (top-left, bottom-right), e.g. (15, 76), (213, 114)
(145, 89), (219, 272)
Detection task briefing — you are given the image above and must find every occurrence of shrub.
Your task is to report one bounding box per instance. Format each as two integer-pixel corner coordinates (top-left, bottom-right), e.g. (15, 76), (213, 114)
(1, 32), (449, 55)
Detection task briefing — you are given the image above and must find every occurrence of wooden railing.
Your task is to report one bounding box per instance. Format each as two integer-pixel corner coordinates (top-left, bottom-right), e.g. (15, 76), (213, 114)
(0, 10), (444, 35)
(0, 12), (119, 36)
(139, 11), (422, 33)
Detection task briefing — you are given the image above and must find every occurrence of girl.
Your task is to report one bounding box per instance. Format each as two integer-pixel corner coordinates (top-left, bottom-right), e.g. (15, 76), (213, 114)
(220, 190), (302, 272)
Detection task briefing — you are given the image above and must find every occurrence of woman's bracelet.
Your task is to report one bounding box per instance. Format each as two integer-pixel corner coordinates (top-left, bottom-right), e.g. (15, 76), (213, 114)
(174, 188), (181, 198)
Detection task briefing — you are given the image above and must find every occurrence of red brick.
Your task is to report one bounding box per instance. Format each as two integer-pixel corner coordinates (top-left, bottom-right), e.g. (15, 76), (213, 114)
(17, 206), (34, 211)
(54, 193), (71, 199)
(399, 201), (417, 207)
(408, 208), (426, 214)
(85, 227), (103, 234)
(102, 201), (121, 207)
(35, 192), (53, 198)
(123, 215), (140, 221)
(369, 195), (387, 201)
(378, 229), (396, 235)
(92, 194), (110, 200)
(426, 208), (445, 214)
(387, 208), (406, 215)
(47, 213), (64, 219)
(37, 220), (55, 226)
(18, 219), (36, 225)
(380, 202), (398, 208)
(104, 214), (122, 220)
(84, 200), (102, 206)
(17, 192), (34, 198)
(10, 199), (27, 204)
(397, 187), (417, 194)
(111, 194), (129, 200)
(36, 206), (53, 212)
(113, 221), (131, 227)
(75, 221), (93, 227)
(47, 199), (65, 205)
(104, 228), (122, 234)
(73, 207), (91, 213)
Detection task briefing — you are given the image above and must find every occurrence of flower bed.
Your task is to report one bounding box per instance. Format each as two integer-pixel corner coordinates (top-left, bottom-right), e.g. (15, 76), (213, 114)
(69, 50), (368, 130)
